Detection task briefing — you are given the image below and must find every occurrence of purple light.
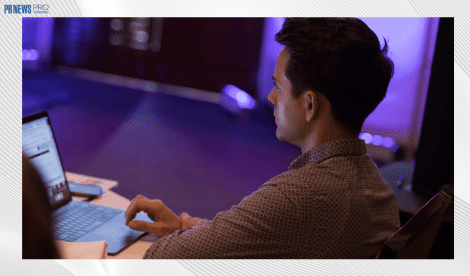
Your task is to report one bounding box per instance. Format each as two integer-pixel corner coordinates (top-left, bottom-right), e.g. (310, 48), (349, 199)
(360, 133), (372, 144)
(22, 49), (30, 60)
(30, 49), (39, 60)
(223, 85), (256, 109)
(22, 49), (39, 61)
(360, 132), (399, 152)
(382, 137), (395, 148)
(358, 18), (440, 148)
(236, 92), (248, 104)
(372, 135), (382, 146)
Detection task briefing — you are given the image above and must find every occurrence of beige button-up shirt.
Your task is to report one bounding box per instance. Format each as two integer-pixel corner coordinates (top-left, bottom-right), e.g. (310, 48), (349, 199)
(143, 138), (400, 258)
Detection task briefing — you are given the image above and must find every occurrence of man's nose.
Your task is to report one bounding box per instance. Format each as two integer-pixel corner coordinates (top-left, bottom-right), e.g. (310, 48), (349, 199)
(268, 89), (276, 105)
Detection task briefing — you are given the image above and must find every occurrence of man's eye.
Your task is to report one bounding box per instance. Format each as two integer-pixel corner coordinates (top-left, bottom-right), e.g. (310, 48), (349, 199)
(273, 82), (278, 88)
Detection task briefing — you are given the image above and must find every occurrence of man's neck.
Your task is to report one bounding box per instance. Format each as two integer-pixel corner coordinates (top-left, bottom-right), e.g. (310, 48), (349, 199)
(299, 121), (359, 154)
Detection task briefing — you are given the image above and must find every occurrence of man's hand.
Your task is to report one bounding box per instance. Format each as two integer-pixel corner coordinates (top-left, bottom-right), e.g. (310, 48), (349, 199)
(125, 195), (182, 237)
(179, 212), (208, 229)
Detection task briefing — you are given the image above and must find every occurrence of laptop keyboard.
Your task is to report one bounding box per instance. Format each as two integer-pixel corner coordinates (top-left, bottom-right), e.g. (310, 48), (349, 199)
(52, 202), (123, 242)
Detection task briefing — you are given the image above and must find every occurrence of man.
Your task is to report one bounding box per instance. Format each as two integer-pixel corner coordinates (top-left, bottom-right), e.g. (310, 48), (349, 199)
(125, 18), (400, 258)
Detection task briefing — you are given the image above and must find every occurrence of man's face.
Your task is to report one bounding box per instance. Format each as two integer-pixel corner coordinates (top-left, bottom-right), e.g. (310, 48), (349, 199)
(268, 48), (307, 147)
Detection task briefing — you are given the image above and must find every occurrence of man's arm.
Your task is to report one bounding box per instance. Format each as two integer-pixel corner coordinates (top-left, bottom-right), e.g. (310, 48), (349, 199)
(142, 184), (301, 259)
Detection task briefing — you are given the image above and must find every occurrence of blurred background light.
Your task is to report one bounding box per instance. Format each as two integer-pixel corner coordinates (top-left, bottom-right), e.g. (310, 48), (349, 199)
(110, 19), (123, 31)
(220, 84), (256, 114)
(224, 85), (256, 109)
(360, 133), (373, 144)
(372, 135), (383, 146)
(359, 132), (399, 153)
(22, 49), (39, 61)
(109, 34), (122, 46)
(382, 137), (395, 148)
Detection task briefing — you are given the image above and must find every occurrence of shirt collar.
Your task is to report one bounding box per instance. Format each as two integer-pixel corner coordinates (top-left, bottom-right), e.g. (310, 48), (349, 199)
(288, 138), (367, 171)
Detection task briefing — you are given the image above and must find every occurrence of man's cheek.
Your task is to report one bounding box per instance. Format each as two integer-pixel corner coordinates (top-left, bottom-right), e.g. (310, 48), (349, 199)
(277, 107), (285, 125)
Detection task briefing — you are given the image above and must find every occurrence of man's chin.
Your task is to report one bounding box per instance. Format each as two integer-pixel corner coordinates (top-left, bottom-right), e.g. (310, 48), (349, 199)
(275, 130), (284, 142)
(275, 130), (295, 145)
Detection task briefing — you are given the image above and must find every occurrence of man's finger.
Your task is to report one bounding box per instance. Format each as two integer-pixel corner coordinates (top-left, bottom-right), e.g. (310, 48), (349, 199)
(125, 198), (139, 225)
(125, 195), (149, 225)
(128, 220), (153, 233)
(180, 212), (190, 219)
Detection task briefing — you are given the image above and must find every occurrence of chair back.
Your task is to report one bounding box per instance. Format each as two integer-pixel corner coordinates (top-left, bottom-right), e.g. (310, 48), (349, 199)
(377, 191), (453, 259)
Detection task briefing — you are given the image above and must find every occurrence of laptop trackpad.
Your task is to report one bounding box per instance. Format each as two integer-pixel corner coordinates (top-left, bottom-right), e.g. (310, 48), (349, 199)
(77, 213), (153, 254)
(93, 222), (132, 239)
(79, 222), (144, 254)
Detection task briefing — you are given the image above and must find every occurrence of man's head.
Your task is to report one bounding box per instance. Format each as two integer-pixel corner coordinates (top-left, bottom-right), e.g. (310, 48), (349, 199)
(270, 18), (394, 143)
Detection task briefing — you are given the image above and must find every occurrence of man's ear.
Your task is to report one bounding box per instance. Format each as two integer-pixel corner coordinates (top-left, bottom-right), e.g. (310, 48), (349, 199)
(304, 90), (318, 122)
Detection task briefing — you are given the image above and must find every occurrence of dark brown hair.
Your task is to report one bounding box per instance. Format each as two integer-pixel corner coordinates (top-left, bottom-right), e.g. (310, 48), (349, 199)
(275, 18), (394, 133)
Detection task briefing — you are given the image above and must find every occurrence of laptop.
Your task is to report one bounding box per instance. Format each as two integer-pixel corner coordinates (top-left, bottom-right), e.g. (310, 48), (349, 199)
(22, 111), (153, 255)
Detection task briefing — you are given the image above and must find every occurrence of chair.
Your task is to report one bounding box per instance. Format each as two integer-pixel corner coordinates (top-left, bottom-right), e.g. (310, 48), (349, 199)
(377, 190), (453, 259)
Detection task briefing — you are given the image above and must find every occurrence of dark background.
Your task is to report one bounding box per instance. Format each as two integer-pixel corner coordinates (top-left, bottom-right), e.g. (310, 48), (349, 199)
(51, 18), (264, 98)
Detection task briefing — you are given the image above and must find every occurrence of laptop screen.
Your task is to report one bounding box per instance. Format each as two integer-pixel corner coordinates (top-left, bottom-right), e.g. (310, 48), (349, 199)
(22, 113), (71, 207)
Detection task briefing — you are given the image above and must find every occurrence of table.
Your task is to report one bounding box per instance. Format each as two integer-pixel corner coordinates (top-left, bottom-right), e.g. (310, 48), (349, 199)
(66, 172), (158, 259)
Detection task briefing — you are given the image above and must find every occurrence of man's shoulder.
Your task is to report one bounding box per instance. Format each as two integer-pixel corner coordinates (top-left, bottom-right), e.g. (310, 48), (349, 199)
(263, 154), (385, 193)
(263, 164), (332, 191)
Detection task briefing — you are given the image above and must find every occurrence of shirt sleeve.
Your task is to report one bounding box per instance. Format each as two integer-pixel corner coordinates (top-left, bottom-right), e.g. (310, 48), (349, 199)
(142, 183), (301, 259)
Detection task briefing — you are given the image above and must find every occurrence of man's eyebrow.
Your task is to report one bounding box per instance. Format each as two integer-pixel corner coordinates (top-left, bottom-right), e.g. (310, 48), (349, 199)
(272, 76), (279, 83)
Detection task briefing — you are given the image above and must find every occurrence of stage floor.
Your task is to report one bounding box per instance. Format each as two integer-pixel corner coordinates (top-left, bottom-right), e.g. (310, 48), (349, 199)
(23, 71), (300, 219)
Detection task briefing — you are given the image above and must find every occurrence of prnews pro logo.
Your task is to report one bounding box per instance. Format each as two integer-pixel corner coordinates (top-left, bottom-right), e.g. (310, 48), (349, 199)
(4, 4), (50, 14)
